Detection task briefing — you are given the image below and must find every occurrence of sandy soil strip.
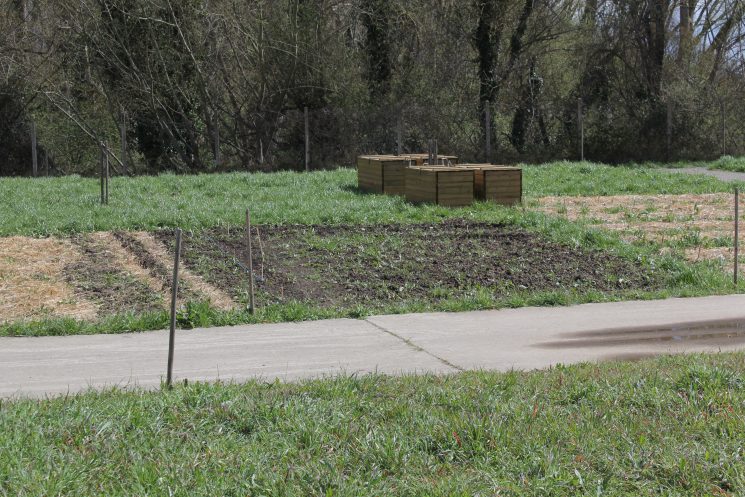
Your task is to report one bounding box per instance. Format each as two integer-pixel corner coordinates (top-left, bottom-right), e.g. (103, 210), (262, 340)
(0, 237), (97, 323)
(131, 232), (237, 311)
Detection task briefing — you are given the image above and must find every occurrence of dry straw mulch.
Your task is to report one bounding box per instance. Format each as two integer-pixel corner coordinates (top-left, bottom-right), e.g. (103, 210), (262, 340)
(536, 193), (740, 262)
(0, 237), (97, 323)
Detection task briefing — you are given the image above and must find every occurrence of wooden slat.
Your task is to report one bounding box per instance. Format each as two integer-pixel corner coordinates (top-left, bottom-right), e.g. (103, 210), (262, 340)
(438, 185), (473, 194)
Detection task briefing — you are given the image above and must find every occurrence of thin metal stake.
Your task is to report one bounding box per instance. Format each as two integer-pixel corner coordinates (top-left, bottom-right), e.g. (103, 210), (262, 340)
(246, 209), (256, 314)
(166, 228), (182, 388)
(735, 188), (739, 286)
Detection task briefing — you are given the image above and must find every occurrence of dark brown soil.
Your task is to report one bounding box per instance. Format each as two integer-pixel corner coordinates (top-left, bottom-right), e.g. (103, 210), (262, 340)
(157, 220), (658, 309)
(64, 235), (164, 315)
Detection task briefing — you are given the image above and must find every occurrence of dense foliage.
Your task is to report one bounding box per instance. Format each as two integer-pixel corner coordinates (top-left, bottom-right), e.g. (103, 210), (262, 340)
(1, 0), (744, 175)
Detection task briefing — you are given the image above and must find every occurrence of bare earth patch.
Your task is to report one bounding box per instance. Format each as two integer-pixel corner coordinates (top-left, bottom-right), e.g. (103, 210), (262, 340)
(129, 232), (237, 311)
(535, 193), (740, 262)
(0, 237), (96, 322)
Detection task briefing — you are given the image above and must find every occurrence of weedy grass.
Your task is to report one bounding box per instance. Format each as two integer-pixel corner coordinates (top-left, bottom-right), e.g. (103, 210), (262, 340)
(1, 161), (742, 237)
(2, 352), (745, 495)
(706, 155), (745, 173)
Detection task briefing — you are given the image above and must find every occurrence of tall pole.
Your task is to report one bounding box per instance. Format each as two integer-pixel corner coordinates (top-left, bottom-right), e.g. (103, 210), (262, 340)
(120, 112), (128, 176)
(100, 145), (105, 205)
(485, 106), (492, 164)
(104, 149), (110, 204)
(396, 116), (403, 156)
(31, 122), (38, 177)
(666, 101), (673, 161)
(735, 188), (739, 286)
(721, 100), (727, 156)
(304, 106), (310, 172)
(167, 228), (182, 388)
(578, 98), (584, 161)
(246, 209), (255, 315)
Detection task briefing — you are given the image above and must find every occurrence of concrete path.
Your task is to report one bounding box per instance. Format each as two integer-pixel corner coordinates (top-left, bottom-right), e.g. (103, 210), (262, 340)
(3, 294), (745, 398)
(668, 166), (745, 183)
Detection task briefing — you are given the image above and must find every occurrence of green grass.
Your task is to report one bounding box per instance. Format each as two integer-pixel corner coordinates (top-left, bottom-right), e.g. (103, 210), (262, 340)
(3, 353), (745, 495)
(707, 155), (745, 173)
(1, 161), (742, 237)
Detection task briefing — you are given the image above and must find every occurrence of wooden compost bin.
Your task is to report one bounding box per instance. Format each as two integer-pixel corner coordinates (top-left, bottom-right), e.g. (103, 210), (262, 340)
(457, 164), (523, 205)
(357, 155), (408, 195)
(405, 166), (474, 207)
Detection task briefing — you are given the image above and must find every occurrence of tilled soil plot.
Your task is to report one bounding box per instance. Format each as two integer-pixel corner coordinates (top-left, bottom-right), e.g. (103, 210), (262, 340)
(158, 220), (658, 309)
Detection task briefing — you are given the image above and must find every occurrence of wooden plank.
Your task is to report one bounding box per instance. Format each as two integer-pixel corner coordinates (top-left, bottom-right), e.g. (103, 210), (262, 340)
(438, 185), (473, 194)
(486, 188), (522, 195)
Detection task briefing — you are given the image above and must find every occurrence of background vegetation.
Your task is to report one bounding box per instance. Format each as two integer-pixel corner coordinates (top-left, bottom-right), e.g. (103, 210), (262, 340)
(1, 0), (744, 176)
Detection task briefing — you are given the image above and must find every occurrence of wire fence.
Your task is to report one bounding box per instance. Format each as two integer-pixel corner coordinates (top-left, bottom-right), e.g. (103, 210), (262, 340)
(15, 95), (745, 177)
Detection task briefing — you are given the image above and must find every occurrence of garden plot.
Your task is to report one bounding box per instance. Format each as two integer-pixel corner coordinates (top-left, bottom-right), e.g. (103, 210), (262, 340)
(168, 220), (657, 309)
(0, 237), (97, 322)
(0, 232), (236, 324)
(535, 193), (740, 261)
(0, 222), (657, 326)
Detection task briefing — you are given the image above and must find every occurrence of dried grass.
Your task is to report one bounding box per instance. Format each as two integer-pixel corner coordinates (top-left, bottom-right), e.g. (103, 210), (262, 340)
(0, 237), (97, 323)
(537, 193), (743, 262)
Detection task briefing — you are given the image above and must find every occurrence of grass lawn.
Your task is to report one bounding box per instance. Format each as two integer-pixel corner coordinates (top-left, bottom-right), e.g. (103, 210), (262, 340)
(2, 352), (745, 495)
(1, 162), (742, 237)
(706, 156), (745, 173)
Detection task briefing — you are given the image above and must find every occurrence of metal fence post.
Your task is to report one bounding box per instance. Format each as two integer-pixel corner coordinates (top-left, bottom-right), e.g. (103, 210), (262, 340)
(246, 209), (256, 314)
(166, 228), (183, 388)
(485, 106), (492, 164)
(31, 122), (38, 177)
(735, 188), (739, 286)
(578, 98), (584, 161)
(304, 106), (310, 172)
